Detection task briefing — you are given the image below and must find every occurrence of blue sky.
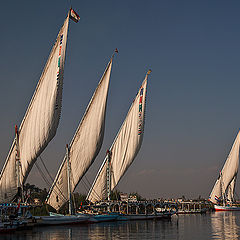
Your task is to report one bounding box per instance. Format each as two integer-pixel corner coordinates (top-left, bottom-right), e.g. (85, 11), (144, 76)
(0, 0), (240, 199)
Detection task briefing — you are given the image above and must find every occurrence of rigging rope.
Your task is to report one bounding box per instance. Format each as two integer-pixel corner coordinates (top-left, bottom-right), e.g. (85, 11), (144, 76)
(35, 156), (68, 202)
(35, 162), (52, 188)
(39, 155), (55, 184)
(83, 175), (102, 201)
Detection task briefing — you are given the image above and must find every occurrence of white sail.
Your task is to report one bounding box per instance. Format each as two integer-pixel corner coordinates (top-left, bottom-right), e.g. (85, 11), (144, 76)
(209, 131), (240, 204)
(46, 57), (114, 211)
(226, 176), (236, 202)
(0, 14), (70, 203)
(87, 70), (150, 203)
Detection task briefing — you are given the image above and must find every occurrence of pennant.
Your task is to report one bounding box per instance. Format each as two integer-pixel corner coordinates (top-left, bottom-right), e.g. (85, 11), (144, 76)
(215, 195), (220, 202)
(69, 8), (80, 23)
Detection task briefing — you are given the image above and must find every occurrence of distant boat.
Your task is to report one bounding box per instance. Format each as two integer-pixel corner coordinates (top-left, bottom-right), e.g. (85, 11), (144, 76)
(209, 131), (240, 211)
(0, 8), (80, 204)
(87, 70), (150, 203)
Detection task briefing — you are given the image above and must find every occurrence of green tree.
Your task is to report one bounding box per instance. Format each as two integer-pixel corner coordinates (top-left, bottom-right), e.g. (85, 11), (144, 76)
(110, 189), (121, 200)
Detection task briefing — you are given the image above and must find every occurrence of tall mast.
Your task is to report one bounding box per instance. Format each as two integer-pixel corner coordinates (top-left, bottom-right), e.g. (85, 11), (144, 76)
(228, 185), (232, 204)
(66, 144), (72, 215)
(106, 150), (112, 201)
(15, 125), (23, 201)
(220, 172), (225, 206)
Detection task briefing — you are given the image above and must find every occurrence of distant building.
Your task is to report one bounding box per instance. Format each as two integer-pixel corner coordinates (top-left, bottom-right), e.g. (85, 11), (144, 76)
(120, 193), (128, 202)
(128, 195), (137, 202)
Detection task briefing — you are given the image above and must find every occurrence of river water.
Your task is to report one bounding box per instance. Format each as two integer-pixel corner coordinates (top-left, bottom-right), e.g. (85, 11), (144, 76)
(1, 212), (240, 240)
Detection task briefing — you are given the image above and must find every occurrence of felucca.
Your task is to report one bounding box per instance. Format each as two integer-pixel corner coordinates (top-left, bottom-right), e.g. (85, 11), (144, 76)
(44, 49), (118, 224)
(86, 70), (150, 203)
(209, 131), (240, 211)
(83, 71), (150, 221)
(0, 8), (80, 205)
(86, 71), (174, 220)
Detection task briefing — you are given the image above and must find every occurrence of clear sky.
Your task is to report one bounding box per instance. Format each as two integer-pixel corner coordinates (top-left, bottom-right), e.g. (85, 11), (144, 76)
(0, 0), (240, 199)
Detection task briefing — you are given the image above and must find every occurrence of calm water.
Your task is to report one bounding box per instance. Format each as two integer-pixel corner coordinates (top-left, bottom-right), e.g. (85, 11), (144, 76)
(1, 212), (240, 240)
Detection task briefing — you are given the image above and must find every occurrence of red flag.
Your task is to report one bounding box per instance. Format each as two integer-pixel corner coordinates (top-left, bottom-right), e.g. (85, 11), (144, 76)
(69, 8), (80, 23)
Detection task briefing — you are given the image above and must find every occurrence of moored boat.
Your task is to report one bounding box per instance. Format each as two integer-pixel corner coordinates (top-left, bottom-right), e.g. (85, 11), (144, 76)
(87, 70), (151, 203)
(0, 7), (76, 205)
(122, 214), (155, 221)
(46, 50), (116, 214)
(0, 221), (18, 233)
(155, 211), (176, 219)
(88, 213), (119, 223)
(45, 50), (117, 226)
(214, 205), (240, 211)
(36, 214), (89, 226)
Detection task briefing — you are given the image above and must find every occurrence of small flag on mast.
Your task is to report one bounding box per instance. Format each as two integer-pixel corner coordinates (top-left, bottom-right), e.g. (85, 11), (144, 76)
(147, 69), (152, 75)
(69, 8), (80, 23)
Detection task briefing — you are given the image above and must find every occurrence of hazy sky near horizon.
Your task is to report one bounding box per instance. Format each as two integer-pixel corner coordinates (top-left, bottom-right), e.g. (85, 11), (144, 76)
(1, 0), (240, 199)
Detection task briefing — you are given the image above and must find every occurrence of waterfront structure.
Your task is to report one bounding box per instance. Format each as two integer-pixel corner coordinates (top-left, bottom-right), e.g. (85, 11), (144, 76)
(177, 201), (207, 214)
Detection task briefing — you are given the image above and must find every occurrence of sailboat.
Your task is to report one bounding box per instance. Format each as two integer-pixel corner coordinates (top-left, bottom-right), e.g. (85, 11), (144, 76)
(0, 8), (80, 205)
(86, 70), (150, 204)
(86, 70), (175, 220)
(209, 131), (240, 211)
(44, 49), (117, 224)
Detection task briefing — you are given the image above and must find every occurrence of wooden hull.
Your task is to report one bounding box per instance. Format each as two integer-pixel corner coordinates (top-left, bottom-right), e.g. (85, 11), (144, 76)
(214, 205), (240, 211)
(124, 214), (155, 220)
(0, 219), (29, 233)
(0, 222), (17, 233)
(37, 215), (89, 226)
(155, 212), (174, 219)
(88, 214), (119, 223)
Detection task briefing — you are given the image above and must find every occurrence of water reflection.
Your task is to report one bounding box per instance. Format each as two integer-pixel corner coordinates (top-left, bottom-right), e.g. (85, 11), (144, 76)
(86, 220), (175, 240)
(211, 212), (240, 239)
(1, 213), (240, 239)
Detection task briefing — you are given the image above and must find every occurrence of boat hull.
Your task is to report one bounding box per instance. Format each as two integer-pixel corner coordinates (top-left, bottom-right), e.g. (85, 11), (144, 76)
(155, 212), (174, 219)
(0, 222), (17, 233)
(124, 214), (155, 220)
(214, 205), (240, 211)
(88, 214), (119, 223)
(36, 215), (89, 226)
